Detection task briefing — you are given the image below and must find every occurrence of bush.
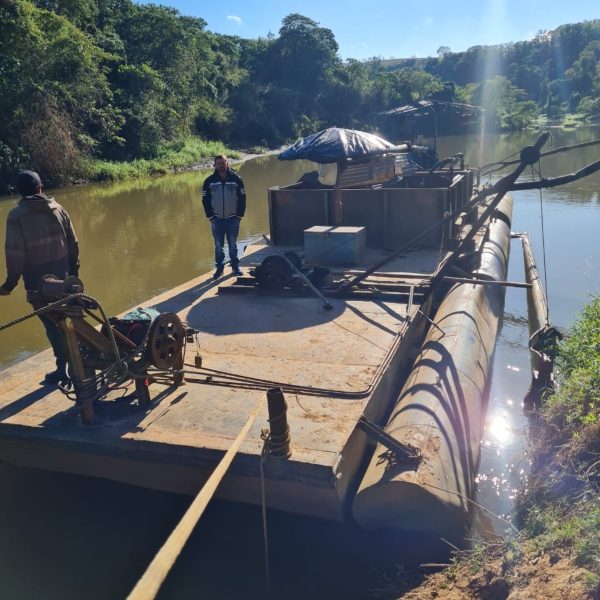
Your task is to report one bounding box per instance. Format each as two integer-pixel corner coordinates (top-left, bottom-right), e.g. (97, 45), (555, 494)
(88, 136), (238, 182)
(22, 102), (90, 187)
(515, 297), (600, 592)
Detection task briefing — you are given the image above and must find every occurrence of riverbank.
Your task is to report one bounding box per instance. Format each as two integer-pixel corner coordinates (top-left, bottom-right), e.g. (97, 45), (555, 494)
(0, 138), (279, 198)
(399, 297), (600, 599)
(87, 136), (274, 183)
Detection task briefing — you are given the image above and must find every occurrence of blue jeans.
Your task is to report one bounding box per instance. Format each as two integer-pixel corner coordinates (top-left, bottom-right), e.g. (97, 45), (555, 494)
(210, 216), (240, 268)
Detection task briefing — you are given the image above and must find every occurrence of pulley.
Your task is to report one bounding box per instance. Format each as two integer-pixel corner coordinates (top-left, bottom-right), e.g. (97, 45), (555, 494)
(145, 312), (185, 369)
(36, 274), (84, 301)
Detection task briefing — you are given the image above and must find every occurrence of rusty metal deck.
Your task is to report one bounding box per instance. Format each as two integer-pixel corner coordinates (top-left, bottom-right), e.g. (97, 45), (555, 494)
(0, 245), (439, 520)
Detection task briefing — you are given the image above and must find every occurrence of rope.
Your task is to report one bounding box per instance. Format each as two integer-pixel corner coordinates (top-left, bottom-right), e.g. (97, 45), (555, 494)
(2, 292), (139, 405)
(0, 292), (126, 367)
(0, 293), (82, 332)
(79, 292), (125, 372)
(421, 481), (519, 534)
(127, 395), (266, 600)
(183, 309), (408, 402)
(183, 363), (376, 399)
(260, 426), (291, 458)
(531, 164), (551, 326)
(479, 132), (600, 176)
(259, 444), (271, 593)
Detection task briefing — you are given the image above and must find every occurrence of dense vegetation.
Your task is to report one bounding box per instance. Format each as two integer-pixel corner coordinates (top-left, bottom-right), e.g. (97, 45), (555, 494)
(516, 297), (600, 591)
(1, 0), (599, 191)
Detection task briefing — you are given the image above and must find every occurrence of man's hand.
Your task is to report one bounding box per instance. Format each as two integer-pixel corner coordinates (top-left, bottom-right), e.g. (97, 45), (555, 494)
(0, 286), (10, 296)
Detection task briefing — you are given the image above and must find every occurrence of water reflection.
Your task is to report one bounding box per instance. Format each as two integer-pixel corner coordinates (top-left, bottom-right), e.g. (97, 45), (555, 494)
(0, 157), (313, 368)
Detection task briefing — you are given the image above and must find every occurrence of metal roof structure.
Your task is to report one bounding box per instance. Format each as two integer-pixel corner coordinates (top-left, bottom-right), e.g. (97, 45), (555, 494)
(380, 100), (482, 118)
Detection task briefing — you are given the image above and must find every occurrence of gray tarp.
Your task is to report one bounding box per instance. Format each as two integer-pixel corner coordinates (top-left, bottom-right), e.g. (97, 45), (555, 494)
(278, 127), (402, 164)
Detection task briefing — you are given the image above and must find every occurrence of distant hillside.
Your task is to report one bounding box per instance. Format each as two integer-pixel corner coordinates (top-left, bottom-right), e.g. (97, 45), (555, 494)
(378, 57), (425, 69)
(379, 19), (600, 97)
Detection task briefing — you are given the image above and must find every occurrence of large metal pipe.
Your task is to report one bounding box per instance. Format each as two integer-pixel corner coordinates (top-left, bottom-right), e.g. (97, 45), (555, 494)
(520, 232), (549, 348)
(516, 232), (560, 409)
(475, 196), (513, 282)
(353, 196), (513, 541)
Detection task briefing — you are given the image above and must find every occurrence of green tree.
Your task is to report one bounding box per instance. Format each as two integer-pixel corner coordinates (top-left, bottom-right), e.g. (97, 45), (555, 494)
(33, 0), (98, 30)
(465, 76), (538, 131)
(0, 0), (120, 188)
(566, 40), (600, 112)
(270, 13), (340, 95)
(229, 13), (342, 144)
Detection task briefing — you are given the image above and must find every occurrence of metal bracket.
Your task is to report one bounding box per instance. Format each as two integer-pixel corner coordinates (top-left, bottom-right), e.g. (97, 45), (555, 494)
(417, 309), (445, 335)
(406, 285), (414, 323)
(357, 415), (421, 466)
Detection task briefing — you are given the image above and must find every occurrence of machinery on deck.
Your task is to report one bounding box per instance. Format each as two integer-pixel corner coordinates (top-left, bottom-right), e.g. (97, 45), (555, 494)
(251, 252), (329, 292)
(28, 275), (187, 424)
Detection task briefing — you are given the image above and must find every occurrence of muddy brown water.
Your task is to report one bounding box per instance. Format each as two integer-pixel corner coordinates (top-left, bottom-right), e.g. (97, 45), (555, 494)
(1, 128), (599, 598)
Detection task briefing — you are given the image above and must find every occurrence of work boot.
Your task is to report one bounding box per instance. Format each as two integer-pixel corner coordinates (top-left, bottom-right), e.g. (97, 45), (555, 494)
(212, 265), (224, 280)
(231, 265), (242, 276)
(43, 369), (69, 385)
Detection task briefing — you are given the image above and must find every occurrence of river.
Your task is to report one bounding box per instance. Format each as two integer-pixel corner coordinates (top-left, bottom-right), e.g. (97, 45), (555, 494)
(0, 128), (599, 598)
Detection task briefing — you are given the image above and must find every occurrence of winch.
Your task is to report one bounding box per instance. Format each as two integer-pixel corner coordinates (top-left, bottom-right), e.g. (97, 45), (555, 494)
(250, 252), (329, 292)
(28, 275), (189, 424)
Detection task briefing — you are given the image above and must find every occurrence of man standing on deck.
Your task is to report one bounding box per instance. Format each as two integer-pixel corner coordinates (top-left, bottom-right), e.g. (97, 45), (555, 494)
(202, 154), (246, 279)
(0, 170), (79, 384)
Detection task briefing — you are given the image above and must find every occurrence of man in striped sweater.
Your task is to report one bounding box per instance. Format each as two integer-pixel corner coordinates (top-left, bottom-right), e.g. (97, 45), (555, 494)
(1, 170), (80, 384)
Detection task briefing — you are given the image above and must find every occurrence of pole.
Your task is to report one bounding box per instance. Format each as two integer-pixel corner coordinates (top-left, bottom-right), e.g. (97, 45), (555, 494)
(127, 395), (265, 600)
(430, 131), (551, 285)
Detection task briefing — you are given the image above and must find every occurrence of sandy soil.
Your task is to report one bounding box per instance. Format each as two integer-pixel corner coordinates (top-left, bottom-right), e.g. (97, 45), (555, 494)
(399, 545), (596, 600)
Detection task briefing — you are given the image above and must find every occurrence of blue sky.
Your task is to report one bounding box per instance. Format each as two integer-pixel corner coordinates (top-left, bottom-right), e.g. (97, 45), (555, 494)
(148, 1), (598, 60)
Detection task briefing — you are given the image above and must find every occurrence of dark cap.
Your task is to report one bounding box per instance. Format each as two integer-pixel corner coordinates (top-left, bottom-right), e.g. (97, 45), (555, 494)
(15, 170), (42, 196)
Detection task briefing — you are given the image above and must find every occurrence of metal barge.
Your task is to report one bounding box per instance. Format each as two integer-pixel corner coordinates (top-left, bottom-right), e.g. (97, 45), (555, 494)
(0, 130), (556, 541)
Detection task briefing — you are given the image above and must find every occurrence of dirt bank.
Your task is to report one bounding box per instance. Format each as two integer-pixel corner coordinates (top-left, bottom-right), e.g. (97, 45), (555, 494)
(400, 543), (595, 600)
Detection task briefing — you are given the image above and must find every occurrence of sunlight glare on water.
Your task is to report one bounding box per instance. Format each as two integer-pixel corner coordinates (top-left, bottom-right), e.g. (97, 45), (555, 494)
(487, 412), (514, 447)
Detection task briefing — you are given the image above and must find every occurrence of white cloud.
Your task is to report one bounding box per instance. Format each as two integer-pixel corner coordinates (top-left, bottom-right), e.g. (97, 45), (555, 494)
(227, 15), (242, 26)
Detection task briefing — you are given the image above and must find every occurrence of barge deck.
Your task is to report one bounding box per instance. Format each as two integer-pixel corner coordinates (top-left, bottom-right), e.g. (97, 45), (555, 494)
(0, 244), (439, 521)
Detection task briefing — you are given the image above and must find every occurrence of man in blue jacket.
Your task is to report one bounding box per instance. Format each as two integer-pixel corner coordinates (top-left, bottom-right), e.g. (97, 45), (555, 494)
(202, 155), (246, 279)
(0, 170), (80, 384)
